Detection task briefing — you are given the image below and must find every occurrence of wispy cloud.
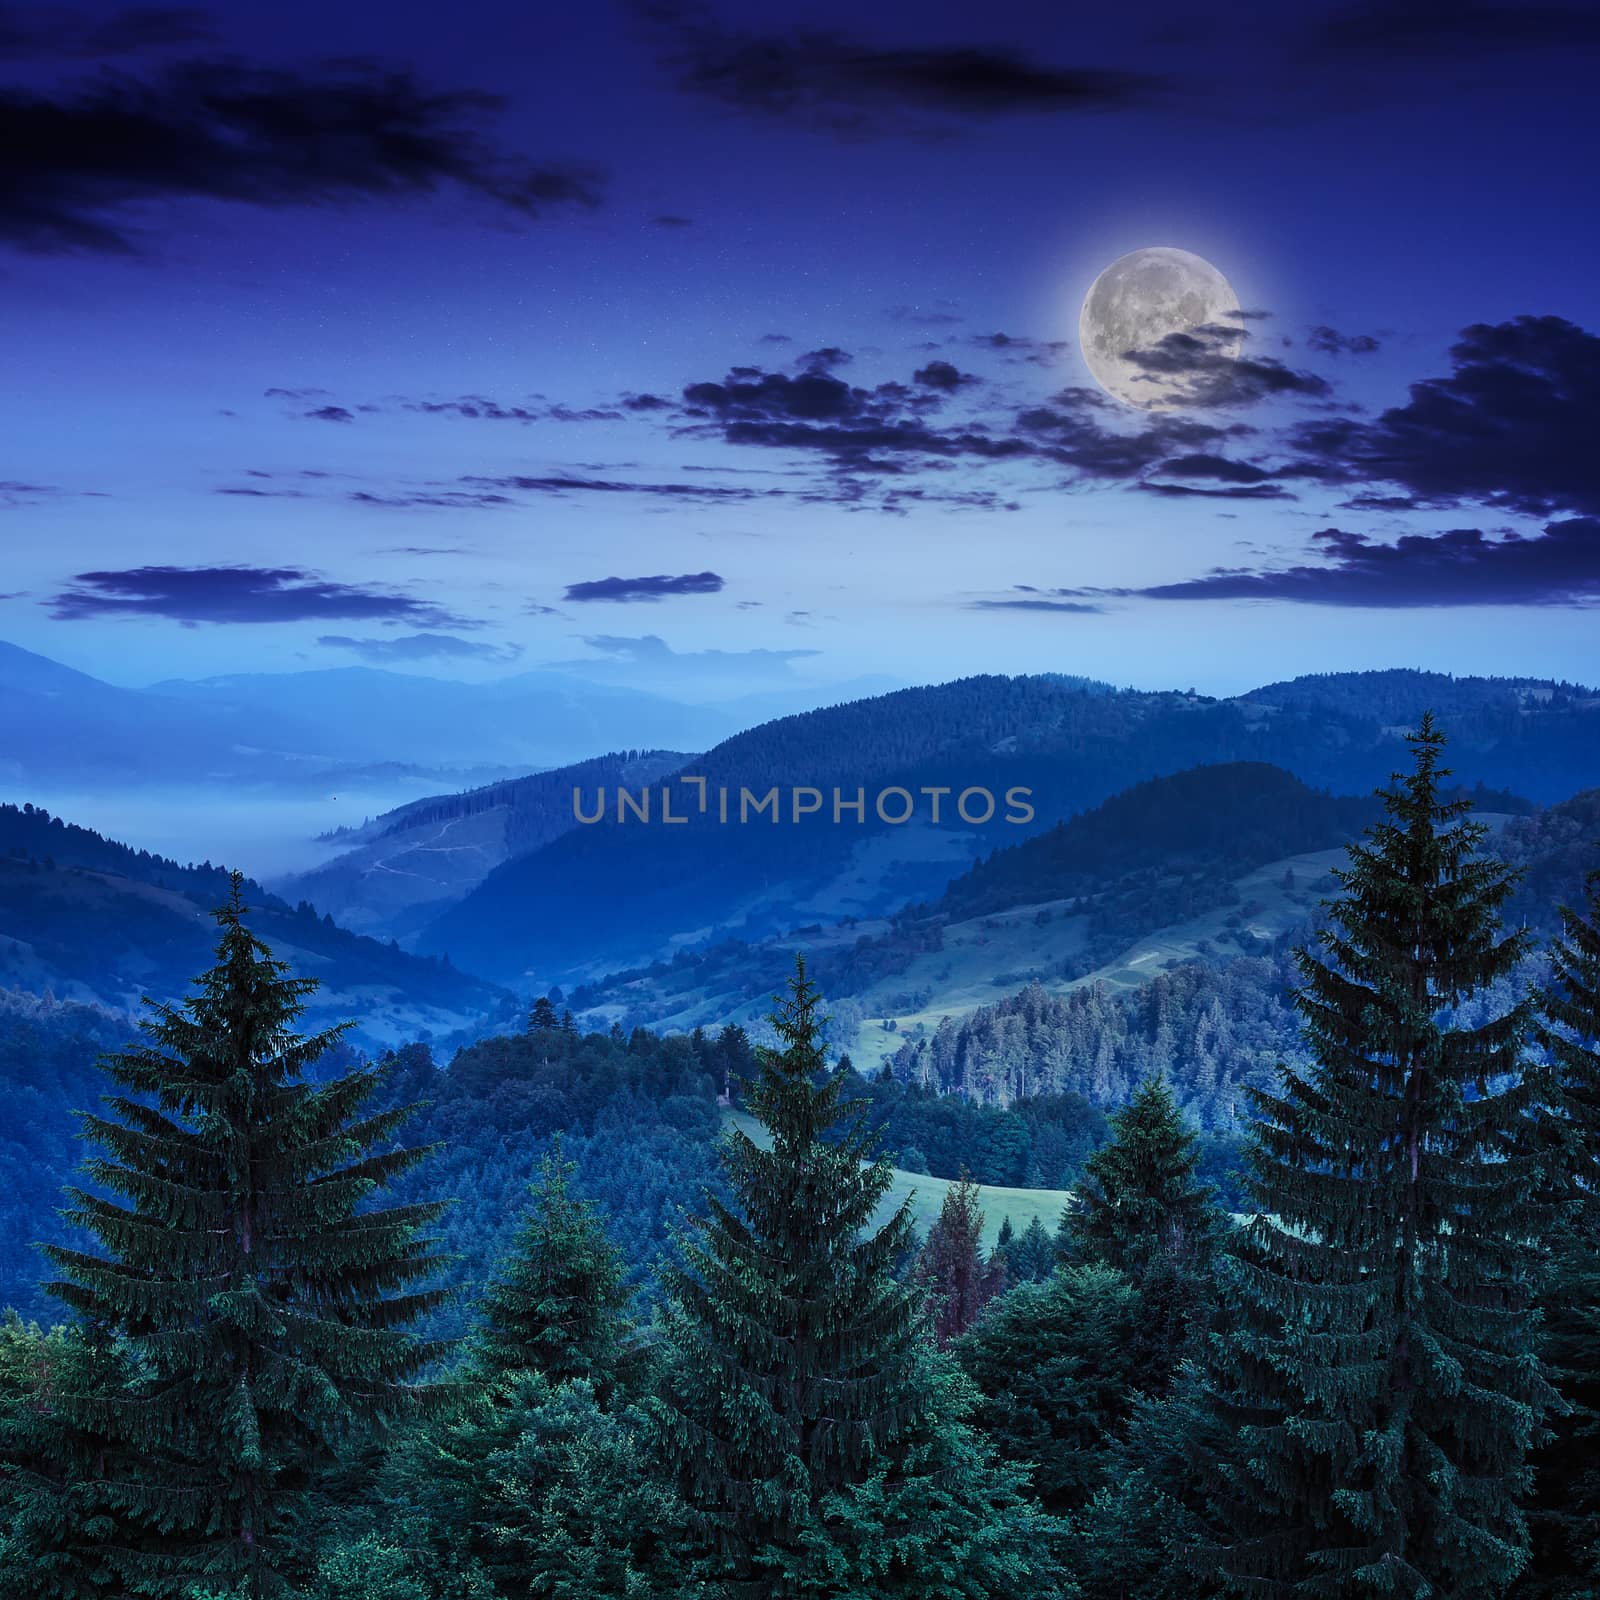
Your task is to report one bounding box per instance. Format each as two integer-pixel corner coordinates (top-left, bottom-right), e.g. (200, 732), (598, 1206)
(562, 571), (726, 603)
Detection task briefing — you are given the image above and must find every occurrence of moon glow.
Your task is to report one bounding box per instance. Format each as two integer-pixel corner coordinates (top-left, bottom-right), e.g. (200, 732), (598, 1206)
(1079, 247), (1241, 410)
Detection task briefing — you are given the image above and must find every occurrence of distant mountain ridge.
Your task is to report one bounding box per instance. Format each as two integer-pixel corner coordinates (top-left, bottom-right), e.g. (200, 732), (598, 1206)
(0, 641), (740, 790)
(413, 669), (1600, 984)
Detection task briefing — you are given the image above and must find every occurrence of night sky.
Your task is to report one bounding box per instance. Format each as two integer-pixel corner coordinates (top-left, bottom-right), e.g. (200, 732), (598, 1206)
(3, 0), (1598, 698)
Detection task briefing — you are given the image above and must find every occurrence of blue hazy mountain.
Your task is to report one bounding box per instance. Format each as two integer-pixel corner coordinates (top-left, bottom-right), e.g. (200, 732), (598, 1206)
(414, 670), (1600, 985)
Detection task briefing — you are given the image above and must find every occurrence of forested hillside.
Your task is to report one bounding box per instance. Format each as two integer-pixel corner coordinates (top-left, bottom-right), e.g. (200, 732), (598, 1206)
(416, 670), (1600, 983)
(892, 952), (1308, 1124)
(2, 725), (1597, 1598)
(560, 762), (1377, 1040)
(0, 803), (514, 1043)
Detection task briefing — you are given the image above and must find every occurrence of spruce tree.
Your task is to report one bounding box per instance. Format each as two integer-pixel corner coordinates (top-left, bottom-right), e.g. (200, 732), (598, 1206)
(475, 1137), (631, 1392)
(1208, 717), (1556, 1598)
(43, 876), (451, 1598)
(917, 1171), (1004, 1345)
(654, 957), (1062, 1597)
(1010, 1217), (1056, 1285)
(1063, 1075), (1218, 1278)
(1520, 868), (1600, 1595)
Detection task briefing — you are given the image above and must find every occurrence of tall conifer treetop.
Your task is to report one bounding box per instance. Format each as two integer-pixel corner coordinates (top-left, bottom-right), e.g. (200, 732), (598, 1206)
(1065, 1074), (1217, 1278)
(476, 1135), (631, 1391)
(655, 957), (927, 1591)
(44, 874), (451, 1598)
(1210, 715), (1557, 1598)
(917, 1171), (1004, 1346)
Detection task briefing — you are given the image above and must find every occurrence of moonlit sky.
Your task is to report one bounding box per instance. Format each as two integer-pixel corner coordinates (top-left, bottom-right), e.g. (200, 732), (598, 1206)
(3, 0), (1598, 699)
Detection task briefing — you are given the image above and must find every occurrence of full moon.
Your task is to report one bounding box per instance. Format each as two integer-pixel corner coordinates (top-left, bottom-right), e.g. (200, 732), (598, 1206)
(1078, 247), (1241, 410)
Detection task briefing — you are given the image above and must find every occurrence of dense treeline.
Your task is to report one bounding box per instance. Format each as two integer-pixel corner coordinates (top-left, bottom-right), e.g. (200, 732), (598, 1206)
(894, 951), (1310, 1127)
(3, 719), (1600, 1597)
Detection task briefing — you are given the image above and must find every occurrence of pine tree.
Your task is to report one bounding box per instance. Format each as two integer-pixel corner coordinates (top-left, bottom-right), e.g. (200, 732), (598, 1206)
(476, 1137), (631, 1393)
(1064, 1074), (1223, 1382)
(1520, 867), (1600, 1595)
(917, 1171), (1005, 1345)
(528, 996), (559, 1032)
(1010, 1217), (1056, 1285)
(1063, 1075), (1218, 1279)
(43, 876), (451, 1598)
(955, 1263), (1144, 1514)
(654, 957), (1062, 1597)
(1208, 717), (1556, 1598)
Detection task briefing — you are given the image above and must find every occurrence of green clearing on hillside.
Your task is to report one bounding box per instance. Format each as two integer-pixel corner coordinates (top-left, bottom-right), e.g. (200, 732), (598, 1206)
(722, 1110), (1069, 1248)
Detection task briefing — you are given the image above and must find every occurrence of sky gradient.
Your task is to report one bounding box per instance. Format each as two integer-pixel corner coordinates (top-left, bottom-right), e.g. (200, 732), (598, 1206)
(3, 0), (1598, 699)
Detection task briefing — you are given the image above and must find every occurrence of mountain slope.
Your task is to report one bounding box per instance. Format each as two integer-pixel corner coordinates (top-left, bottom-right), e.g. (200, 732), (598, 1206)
(272, 749), (691, 934)
(560, 763), (1378, 1044)
(417, 671), (1597, 985)
(0, 803), (514, 1045)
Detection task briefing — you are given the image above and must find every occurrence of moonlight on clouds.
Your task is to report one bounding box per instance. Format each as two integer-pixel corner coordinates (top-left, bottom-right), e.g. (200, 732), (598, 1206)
(1079, 247), (1242, 409)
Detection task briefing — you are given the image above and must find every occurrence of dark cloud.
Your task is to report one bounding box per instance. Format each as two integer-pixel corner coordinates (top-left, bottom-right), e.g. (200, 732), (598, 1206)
(622, 392), (674, 411)
(318, 631), (522, 664)
(563, 571), (726, 603)
(1337, 492), (1429, 512)
(347, 488), (515, 509)
(1070, 519), (1600, 608)
(264, 386), (330, 400)
(1014, 388), (1248, 480)
(1132, 481), (1296, 501)
(0, 4), (212, 58)
(398, 394), (621, 424)
(1154, 453), (1275, 484)
(1288, 316), (1600, 518)
(969, 593), (1104, 615)
(305, 405), (354, 424)
(1, 480), (65, 507)
(1311, 1), (1600, 58)
(913, 359), (977, 391)
(1306, 324), (1381, 356)
(0, 60), (604, 254)
(49, 565), (465, 624)
(972, 331), (1069, 365)
(465, 473), (767, 502)
(652, 212), (692, 227)
(1119, 324), (1332, 407)
(649, 6), (1165, 137)
(798, 345), (853, 371)
(681, 364), (1031, 469)
(405, 396), (542, 422)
